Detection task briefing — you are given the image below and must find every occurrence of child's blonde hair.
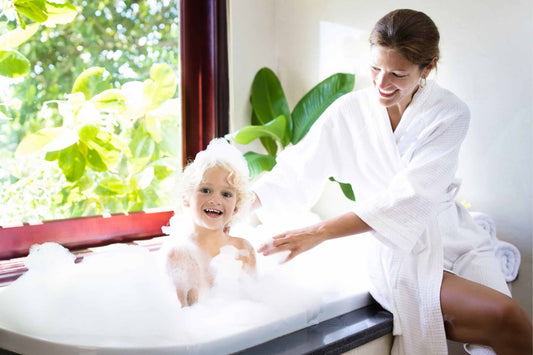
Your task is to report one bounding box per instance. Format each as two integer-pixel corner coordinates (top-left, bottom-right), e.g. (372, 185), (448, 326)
(178, 138), (252, 227)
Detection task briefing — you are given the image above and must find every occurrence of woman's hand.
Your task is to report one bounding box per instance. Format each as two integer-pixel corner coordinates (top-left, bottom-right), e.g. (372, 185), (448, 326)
(257, 223), (326, 263)
(257, 212), (371, 263)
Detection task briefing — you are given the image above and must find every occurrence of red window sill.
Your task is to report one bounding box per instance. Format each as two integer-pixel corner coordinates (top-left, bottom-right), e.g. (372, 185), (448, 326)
(0, 209), (174, 260)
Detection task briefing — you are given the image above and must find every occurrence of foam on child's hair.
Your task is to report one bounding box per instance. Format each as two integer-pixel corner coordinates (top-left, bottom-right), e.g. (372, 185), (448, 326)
(196, 138), (249, 180)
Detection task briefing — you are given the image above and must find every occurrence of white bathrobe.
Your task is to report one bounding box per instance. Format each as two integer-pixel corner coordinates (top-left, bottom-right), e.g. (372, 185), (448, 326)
(253, 81), (510, 354)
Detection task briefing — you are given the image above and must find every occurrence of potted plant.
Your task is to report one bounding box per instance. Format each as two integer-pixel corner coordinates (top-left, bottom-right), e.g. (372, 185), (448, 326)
(227, 67), (355, 201)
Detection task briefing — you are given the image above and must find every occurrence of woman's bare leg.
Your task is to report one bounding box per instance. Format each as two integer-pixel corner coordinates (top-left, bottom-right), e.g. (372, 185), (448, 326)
(440, 271), (532, 354)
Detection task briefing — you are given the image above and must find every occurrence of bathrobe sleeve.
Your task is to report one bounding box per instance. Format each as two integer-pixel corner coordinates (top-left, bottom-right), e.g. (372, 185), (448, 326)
(353, 99), (470, 253)
(253, 99), (349, 214)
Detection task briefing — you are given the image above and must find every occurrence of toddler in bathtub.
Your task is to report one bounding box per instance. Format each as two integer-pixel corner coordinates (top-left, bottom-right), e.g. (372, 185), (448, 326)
(163, 138), (256, 307)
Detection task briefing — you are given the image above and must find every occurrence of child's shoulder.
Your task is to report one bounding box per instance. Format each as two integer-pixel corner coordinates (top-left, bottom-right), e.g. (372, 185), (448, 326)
(227, 235), (254, 252)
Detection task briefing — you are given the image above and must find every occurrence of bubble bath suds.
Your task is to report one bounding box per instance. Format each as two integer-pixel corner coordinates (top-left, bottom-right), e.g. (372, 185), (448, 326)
(0, 214), (372, 352)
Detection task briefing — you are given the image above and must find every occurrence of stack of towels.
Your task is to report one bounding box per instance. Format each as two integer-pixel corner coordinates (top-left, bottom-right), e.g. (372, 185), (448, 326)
(470, 212), (521, 282)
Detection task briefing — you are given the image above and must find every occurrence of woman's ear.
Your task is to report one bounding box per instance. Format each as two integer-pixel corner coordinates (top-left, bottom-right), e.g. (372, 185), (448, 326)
(423, 57), (438, 78)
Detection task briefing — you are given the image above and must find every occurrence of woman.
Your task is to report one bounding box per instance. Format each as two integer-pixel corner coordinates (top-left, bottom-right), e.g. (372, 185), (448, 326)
(254, 9), (532, 355)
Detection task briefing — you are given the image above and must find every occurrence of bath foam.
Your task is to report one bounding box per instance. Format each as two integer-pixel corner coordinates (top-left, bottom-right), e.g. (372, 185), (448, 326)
(0, 215), (372, 354)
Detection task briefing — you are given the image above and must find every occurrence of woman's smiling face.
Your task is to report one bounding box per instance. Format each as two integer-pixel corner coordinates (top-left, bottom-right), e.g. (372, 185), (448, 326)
(187, 166), (237, 232)
(370, 45), (423, 111)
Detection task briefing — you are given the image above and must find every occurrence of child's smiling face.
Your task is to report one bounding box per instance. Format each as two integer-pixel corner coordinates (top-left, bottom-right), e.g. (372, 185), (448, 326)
(187, 166), (238, 232)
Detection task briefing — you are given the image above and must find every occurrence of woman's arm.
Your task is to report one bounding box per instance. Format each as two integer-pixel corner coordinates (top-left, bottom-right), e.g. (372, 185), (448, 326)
(258, 211), (372, 262)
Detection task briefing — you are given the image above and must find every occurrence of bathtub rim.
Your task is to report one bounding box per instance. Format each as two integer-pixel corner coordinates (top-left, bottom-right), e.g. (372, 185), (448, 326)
(0, 288), (373, 355)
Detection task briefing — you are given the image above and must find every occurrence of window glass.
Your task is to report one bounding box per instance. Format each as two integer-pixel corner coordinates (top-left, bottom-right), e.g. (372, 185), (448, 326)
(0, 0), (181, 225)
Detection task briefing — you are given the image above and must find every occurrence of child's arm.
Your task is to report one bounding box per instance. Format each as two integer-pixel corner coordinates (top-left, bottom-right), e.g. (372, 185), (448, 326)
(232, 238), (256, 273)
(166, 247), (208, 307)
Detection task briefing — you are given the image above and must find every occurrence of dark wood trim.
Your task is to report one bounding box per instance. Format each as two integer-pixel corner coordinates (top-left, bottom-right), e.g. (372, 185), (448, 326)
(0, 211), (174, 260)
(180, 0), (229, 165)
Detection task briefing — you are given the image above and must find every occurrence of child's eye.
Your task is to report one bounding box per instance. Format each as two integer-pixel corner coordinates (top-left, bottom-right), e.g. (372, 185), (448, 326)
(222, 192), (232, 198)
(200, 188), (210, 194)
(371, 66), (380, 72)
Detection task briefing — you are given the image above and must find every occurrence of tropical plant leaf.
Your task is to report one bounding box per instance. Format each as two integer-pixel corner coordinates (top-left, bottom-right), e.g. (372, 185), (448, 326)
(251, 67), (292, 142)
(251, 109), (277, 156)
(291, 73), (355, 144)
(15, 127), (75, 156)
(44, 0), (77, 26)
(0, 49), (31, 78)
(14, 0), (48, 23)
(159, 121), (181, 155)
(144, 63), (177, 110)
(86, 148), (108, 171)
(58, 143), (86, 182)
(228, 115), (287, 147)
(244, 151), (276, 178)
(71, 67), (112, 100)
(329, 176), (356, 201)
(95, 176), (127, 196)
(0, 23), (40, 50)
(90, 89), (127, 112)
(78, 124), (121, 169)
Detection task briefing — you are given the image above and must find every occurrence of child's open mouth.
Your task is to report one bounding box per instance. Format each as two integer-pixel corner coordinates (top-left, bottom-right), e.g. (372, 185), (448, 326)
(204, 208), (223, 217)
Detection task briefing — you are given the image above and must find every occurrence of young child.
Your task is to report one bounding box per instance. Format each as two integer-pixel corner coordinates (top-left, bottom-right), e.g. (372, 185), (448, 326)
(164, 138), (256, 307)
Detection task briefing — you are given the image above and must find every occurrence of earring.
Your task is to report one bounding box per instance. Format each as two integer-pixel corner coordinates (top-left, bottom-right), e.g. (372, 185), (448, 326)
(420, 77), (427, 88)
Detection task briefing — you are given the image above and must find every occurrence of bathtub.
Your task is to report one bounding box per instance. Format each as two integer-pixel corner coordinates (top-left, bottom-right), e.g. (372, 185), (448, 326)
(0, 289), (375, 355)
(0, 223), (384, 355)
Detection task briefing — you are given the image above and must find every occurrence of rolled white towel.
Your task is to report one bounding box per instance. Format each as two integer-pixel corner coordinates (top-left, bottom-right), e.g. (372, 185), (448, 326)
(469, 211), (521, 282)
(470, 211), (497, 242)
(494, 240), (521, 282)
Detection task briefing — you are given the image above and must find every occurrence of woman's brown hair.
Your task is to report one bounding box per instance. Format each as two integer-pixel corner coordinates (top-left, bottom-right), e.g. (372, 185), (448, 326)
(369, 9), (440, 70)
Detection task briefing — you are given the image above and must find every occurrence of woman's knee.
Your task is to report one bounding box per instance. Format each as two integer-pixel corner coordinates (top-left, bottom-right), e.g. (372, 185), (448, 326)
(488, 297), (531, 336)
(501, 299), (531, 331)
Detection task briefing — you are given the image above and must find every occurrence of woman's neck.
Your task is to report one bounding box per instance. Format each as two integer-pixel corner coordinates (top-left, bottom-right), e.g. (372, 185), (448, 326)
(387, 84), (420, 131)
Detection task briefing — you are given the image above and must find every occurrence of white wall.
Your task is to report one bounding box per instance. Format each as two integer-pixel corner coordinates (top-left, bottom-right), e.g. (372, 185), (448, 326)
(228, 0), (532, 319)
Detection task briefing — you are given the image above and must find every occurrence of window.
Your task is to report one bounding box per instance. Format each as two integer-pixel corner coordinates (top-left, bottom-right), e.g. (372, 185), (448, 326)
(0, 0), (228, 261)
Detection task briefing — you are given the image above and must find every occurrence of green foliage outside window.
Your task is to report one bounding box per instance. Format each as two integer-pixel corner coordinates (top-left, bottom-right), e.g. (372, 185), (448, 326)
(0, 0), (181, 225)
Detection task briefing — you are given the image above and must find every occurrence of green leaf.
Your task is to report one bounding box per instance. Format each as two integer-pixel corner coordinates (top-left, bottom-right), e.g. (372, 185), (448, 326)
(251, 68), (292, 139)
(58, 143), (86, 182)
(90, 89), (127, 112)
(0, 49), (31, 78)
(14, 0), (48, 23)
(252, 109), (277, 156)
(15, 127), (76, 156)
(0, 23), (40, 50)
(291, 73), (355, 144)
(329, 176), (356, 201)
(228, 115), (288, 147)
(71, 67), (112, 100)
(130, 127), (156, 159)
(159, 121), (181, 155)
(45, 150), (60, 161)
(44, 0), (77, 26)
(144, 63), (177, 110)
(153, 165), (173, 180)
(78, 124), (121, 170)
(144, 114), (162, 142)
(86, 148), (107, 171)
(95, 176), (126, 196)
(244, 151), (277, 179)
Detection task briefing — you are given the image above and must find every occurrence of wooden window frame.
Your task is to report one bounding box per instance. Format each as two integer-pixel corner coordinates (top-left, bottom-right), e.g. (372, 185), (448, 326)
(0, 0), (229, 261)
